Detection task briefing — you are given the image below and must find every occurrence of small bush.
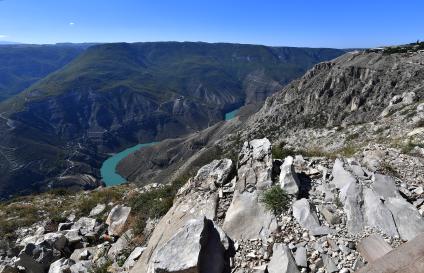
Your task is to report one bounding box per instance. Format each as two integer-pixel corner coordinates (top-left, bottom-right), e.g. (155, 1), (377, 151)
(260, 186), (290, 215)
(271, 142), (296, 159)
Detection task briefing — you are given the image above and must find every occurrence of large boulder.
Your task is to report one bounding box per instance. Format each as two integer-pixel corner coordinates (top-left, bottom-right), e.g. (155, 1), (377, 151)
(357, 233), (424, 273)
(106, 205), (131, 236)
(340, 180), (364, 234)
(223, 139), (278, 240)
(150, 217), (231, 273)
(267, 243), (300, 273)
(371, 174), (424, 240)
(357, 234), (393, 263)
(15, 243), (60, 273)
(279, 156), (300, 195)
(48, 258), (75, 273)
(292, 199), (333, 235)
(363, 188), (399, 237)
(331, 159), (356, 189)
(130, 158), (228, 273)
(107, 229), (134, 259)
(190, 159), (233, 190)
(71, 217), (97, 236)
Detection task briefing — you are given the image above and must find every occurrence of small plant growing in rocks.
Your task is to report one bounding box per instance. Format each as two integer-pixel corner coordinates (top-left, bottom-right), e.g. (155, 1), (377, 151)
(260, 186), (290, 215)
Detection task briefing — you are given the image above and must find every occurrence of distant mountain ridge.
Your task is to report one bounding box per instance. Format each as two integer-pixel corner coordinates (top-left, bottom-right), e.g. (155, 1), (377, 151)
(0, 43), (90, 101)
(0, 41), (345, 198)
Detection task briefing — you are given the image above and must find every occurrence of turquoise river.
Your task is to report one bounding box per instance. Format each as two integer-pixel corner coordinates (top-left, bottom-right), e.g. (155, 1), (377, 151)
(100, 108), (240, 186)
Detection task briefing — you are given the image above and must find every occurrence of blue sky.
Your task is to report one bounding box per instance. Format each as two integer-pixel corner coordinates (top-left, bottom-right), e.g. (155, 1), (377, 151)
(0, 0), (423, 48)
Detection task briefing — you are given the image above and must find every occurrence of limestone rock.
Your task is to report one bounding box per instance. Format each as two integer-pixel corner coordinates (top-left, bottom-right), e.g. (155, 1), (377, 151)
(267, 243), (300, 273)
(340, 181), (364, 234)
(106, 205), (131, 236)
(108, 229), (134, 259)
(191, 159), (233, 190)
(279, 156), (300, 195)
(294, 246), (307, 268)
(357, 233), (424, 273)
(357, 234), (393, 263)
(89, 204), (106, 217)
(48, 258), (75, 273)
(385, 197), (424, 241)
(293, 199), (333, 235)
(223, 139), (277, 240)
(331, 159), (356, 189)
(122, 247), (146, 271)
(71, 217), (97, 236)
(150, 217), (231, 273)
(363, 188), (399, 237)
(69, 261), (93, 273)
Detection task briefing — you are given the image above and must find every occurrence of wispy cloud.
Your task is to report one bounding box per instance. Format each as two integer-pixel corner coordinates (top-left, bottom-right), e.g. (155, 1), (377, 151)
(0, 35), (7, 39)
(69, 22), (75, 27)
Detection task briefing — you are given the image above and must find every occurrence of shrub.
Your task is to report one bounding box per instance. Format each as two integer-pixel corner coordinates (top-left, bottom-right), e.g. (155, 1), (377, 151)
(260, 186), (290, 215)
(271, 142), (296, 159)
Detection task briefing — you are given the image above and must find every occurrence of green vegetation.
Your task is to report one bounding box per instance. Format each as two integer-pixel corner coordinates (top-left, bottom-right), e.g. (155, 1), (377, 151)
(129, 176), (188, 235)
(0, 42), (345, 114)
(260, 186), (290, 215)
(89, 258), (112, 273)
(0, 44), (87, 101)
(77, 187), (125, 217)
(271, 142), (297, 159)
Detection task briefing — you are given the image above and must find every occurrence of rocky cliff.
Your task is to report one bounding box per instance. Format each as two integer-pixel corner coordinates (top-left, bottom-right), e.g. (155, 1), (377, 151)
(1, 137), (424, 273)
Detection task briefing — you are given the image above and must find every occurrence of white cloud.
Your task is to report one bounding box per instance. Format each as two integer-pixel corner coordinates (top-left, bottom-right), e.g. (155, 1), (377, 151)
(69, 22), (75, 26)
(0, 35), (7, 39)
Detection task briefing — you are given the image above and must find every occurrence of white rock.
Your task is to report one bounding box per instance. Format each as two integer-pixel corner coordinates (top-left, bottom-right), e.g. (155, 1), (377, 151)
(268, 243), (300, 273)
(106, 205), (131, 236)
(279, 156), (300, 195)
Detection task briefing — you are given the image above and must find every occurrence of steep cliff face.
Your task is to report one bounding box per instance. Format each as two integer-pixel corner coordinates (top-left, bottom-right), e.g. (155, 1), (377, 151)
(247, 50), (424, 134)
(0, 42), (345, 198)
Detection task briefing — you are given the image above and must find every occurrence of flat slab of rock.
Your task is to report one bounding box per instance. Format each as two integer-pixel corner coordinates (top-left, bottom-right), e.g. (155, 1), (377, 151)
(357, 232), (424, 273)
(89, 204), (106, 217)
(331, 159), (356, 189)
(151, 217), (230, 273)
(106, 205), (131, 236)
(130, 170), (219, 273)
(357, 234), (393, 262)
(191, 159), (233, 190)
(363, 188), (399, 237)
(292, 199), (333, 235)
(267, 243), (300, 273)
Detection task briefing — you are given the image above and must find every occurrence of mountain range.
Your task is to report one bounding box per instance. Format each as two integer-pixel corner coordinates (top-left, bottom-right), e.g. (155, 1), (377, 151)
(0, 42), (345, 198)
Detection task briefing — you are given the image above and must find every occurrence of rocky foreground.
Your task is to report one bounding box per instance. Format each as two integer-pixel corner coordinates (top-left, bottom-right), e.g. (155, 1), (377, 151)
(1, 137), (424, 273)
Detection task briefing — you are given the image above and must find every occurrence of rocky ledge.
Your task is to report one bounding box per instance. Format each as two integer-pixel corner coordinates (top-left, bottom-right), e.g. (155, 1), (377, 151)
(1, 138), (424, 273)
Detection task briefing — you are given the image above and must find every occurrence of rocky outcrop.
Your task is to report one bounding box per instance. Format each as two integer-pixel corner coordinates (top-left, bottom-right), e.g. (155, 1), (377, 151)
(357, 233), (424, 273)
(279, 156), (300, 195)
(267, 243), (299, 273)
(223, 139), (277, 240)
(131, 158), (235, 273)
(106, 205), (131, 236)
(151, 218), (231, 273)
